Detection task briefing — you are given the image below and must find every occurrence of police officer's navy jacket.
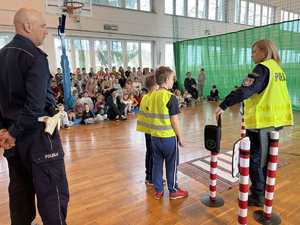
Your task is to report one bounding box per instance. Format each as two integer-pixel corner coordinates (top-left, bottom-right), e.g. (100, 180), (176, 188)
(219, 65), (270, 110)
(0, 34), (55, 139)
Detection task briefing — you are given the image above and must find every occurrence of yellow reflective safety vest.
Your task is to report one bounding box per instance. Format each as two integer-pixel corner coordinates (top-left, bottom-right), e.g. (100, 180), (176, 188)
(148, 89), (176, 138)
(244, 59), (293, 129)
(136, 92), (153, 134)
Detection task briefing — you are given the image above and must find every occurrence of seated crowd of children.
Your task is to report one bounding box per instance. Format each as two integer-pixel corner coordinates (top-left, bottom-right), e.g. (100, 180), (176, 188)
(52, 66), (148, 127)
(53, 67), (221, 128)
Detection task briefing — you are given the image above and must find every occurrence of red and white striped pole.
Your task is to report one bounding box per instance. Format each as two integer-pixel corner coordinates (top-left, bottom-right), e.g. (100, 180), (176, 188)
(240, 117), (246, 138)
(237, 137), (251, 225)
(209, 151), (218, 202)
(201, 151), (224, 207)
(253, 131), (281, 224)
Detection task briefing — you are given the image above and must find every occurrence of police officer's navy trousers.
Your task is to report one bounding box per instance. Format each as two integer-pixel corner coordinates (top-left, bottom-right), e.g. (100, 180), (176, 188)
(4, 127), (69, 225)
(151, 136), (179, 193)
(247, 127), (278, 197)
(145, 134), (153, 182)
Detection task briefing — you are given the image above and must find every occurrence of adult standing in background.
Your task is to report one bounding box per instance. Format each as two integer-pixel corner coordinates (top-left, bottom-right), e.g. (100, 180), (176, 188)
(215, 39), (293, 207)
(0, 8), (69, 225)
(184, 72), (198, 99)
(197, 68), (205, 99)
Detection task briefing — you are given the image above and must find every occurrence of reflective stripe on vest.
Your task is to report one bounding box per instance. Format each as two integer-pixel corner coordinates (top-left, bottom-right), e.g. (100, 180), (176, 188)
(244, 59), (293, 129)
(136, 93), (152, 134)
(149, 89), (176, 138)
(138, 112), (170, 119)
(137, 120), (173, 131)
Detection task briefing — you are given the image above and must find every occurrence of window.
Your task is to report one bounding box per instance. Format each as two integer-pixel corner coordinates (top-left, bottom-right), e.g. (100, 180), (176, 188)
(254, 4), (261, 26)
(165, 0), (173, 14)
(94, 0), (108, 5)
(127, 42), (139, 67)
(198, 0), (206, 18)
(176, 0), (185, 16)
(208, 0), (217, 20)
(141, 42), (152, 68)
(74, 39), (91, 69)
(126, 0), (137, 9)
(235, 0), (274, 26)
(140, 0), (150, 11)
(93, 0), (151, 11)
(165, 0), (226, 21)
(283, 11), (289, 21)
(261, 5), (268, 25)
(248, 2), (254, 25)
(240, 0), (247, 24)
(188, 0), (197, 17)
(55, 38), (153, 70)
(95, 40), (109, 68)
(281, 10), (300, 22)
(111, 41), (124, 67)
(0, 33), (12, 49)
(165, 43), (174, 69)
(54, 37), (73, 70)
(217, 0), (224, 21)
(268, 7), (273, 24)
(234, 0), (240, 23)
(280, 10), (300, 32)
(108, 0), (121, 7)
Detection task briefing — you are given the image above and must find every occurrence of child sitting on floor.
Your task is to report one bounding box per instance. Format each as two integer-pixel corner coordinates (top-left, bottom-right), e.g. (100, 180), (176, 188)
(207, 85), (219, 102)
(58, 104), (71, 128)
(81, 103), (96, 124)
(174, 89), (185, 108)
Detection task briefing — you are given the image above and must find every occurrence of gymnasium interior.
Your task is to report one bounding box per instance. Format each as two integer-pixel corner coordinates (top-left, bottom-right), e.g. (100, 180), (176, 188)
(0, 0), (299, 224)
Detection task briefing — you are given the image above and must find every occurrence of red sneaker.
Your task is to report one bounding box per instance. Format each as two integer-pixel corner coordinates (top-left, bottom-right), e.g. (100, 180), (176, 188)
(154, 192), (164, 200)
(169, 188), (188, 199)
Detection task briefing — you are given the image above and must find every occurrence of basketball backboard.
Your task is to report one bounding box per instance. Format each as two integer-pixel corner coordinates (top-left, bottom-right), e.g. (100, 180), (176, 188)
(45, 0), (92, 17)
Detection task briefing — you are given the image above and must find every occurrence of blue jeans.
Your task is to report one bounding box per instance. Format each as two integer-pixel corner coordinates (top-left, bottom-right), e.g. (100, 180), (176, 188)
(151, 136), (179, 193)
(247, 127), (278, 197)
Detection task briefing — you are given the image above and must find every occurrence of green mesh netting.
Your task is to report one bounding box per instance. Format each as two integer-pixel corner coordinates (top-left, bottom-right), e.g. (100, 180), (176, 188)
(174, 19), (300, 111)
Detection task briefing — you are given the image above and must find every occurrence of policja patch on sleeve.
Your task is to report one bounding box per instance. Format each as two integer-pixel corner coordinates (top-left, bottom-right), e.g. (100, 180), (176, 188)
(242, 73), (259, 87)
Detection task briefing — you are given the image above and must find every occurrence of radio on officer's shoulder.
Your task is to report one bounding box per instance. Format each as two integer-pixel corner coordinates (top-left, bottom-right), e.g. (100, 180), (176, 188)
(204, 116), (221, 153)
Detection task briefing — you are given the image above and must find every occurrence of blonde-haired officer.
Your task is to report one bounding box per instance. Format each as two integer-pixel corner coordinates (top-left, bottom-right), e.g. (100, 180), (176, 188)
(215, 39), (293, 207)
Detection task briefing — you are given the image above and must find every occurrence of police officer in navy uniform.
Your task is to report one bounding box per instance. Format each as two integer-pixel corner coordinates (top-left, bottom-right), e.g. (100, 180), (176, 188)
(215, 39), (293, 207)
(0, 8), (69, 225)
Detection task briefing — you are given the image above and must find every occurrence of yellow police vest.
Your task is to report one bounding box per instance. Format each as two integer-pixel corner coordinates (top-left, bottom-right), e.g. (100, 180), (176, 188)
(136, 92), (153, 134)
(149, 89), (176, 138)
(244, 59), (293, 129)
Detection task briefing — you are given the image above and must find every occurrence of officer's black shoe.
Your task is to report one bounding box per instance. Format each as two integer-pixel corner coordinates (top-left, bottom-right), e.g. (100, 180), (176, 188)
(248, 194), (264, 207)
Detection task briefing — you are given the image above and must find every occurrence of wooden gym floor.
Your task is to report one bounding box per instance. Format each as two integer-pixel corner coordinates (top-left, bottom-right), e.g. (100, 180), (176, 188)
(0, 101), (299, 225)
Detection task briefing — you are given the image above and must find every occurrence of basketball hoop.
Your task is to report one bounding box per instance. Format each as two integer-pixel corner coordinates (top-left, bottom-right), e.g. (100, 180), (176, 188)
(63, 1), (84, 22)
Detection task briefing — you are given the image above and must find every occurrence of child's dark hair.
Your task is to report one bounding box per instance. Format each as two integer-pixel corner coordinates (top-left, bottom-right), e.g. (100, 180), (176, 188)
(155, 66), (173, 85)
(212, 85), (216, 88)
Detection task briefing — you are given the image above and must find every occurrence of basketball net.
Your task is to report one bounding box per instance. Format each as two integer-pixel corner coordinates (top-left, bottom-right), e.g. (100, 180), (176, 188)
(63, 1), (84, 23)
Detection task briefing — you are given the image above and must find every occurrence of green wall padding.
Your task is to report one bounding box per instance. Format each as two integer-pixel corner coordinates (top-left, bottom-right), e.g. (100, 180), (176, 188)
(174, 20), (300, 110)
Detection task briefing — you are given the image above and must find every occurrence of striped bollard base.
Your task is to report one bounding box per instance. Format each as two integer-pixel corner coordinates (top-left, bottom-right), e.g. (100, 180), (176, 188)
(253, 131), (281, 225)
(201, 152), (224, 208)
(253, 210), (281, 225)
(237, 137), (251, 225)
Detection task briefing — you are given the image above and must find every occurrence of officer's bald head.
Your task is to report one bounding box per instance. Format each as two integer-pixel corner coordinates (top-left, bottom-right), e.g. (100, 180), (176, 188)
(13, 8), (48, 46)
